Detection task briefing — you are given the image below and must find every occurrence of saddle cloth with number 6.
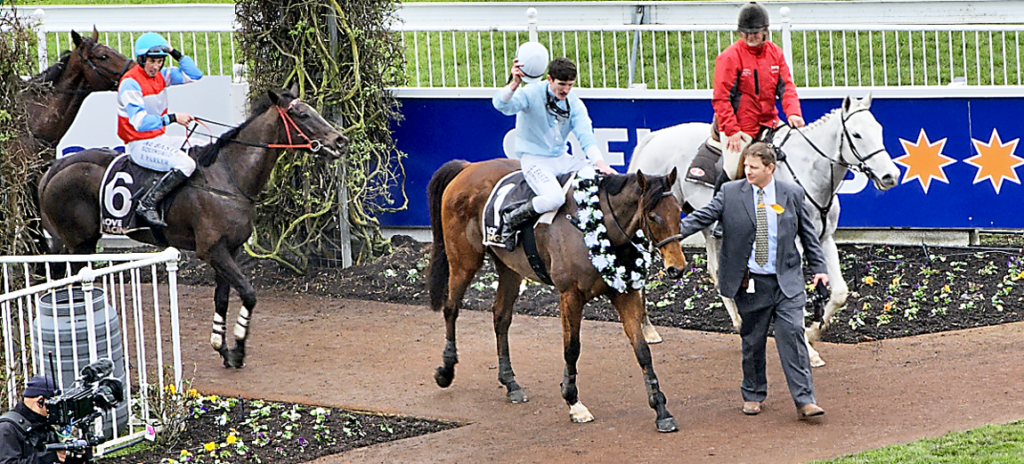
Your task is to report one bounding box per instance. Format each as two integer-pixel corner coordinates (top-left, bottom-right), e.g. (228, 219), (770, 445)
(99, 153), (175, 235)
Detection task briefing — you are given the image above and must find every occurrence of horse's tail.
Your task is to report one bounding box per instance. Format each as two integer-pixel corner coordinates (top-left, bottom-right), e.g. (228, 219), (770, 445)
(427, 159), (469, 312)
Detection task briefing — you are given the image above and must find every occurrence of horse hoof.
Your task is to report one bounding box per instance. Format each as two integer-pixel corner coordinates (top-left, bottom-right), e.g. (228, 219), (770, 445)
(810, 356), (825, 368)
(643, 327), (663, 344)
(435, 367), (453, 388)
(507, 389), (529, 404)
(569, 402), (594, 423)
(656, 416), (679, 433)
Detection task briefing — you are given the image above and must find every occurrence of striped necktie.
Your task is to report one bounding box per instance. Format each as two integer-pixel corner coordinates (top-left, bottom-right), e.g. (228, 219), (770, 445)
(755, 188), (768, 267)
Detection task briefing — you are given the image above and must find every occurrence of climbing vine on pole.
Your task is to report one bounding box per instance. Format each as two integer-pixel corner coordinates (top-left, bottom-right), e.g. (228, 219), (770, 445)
(236, 0), (408, 272)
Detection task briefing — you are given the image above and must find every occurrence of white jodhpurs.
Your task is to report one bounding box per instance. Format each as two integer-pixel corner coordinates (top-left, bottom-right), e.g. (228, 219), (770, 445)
(126, 135), (197, 176)
(721, 132), (754, 180)
(520, 153), (590, 214)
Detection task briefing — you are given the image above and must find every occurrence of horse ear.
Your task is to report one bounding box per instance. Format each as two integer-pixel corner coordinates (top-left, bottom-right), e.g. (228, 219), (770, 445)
(667, 167), (678, 186)
(91, 26), (99, 42)
(842, 95), (854, 113)
(862, 92), (873, 108)
(71, 30), (83, 48)
(636, 170), (649, 191)
(288, 82), (300, 97)
(268, 88), (282, 105)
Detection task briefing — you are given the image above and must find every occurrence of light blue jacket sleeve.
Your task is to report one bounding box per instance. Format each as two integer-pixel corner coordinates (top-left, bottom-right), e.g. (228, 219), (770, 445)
(568, 93), (598, 151)
(162, 56), (203, 86)
(492, 84), (537, 115)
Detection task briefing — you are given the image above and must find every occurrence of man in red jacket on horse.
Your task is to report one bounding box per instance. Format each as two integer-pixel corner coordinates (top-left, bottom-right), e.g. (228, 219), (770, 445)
(710, 2), (804, 236)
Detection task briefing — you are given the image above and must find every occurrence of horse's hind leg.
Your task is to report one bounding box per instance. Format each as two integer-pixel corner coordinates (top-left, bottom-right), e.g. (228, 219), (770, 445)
(806, 236), (848, 368)
(492, 258), (527, 403)
(435, 248), (483, 388)
(558, 289), (594, 424)
(207, 242), (254, 368)
(704, 229), (743, 332)
(611, 290), (678, 433)
(210, 273), (231, 360)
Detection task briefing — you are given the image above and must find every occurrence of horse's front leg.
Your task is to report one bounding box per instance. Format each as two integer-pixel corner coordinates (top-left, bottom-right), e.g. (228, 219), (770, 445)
(559, 289), (593, 424)
(805, 236), (848, 368)
(492, 260), (527, 403)
(703, 229), (743, 332)
(207, 242), (254, 368)
(612, 290), (678, 433)
(640, 292), (663, 344)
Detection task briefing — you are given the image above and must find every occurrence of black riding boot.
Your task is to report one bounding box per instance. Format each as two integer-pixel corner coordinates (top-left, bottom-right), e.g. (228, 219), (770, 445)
(710, 171), (730, 238)
(136, 169), (188, 227)
(499, 201), (538, 251)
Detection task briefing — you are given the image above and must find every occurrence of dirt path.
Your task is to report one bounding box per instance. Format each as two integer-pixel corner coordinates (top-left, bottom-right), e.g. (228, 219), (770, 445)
(173, 286), (1024, 464)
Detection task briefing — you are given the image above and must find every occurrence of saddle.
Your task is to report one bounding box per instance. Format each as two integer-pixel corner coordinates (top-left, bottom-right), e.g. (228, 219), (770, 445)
(482, 170), (573, 249)
(98, 154), (184, 235)
(684, 118), (776, 188)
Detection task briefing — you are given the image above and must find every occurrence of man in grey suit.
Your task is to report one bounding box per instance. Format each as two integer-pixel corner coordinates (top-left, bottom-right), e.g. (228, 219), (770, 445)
(679, 142), (828, 419)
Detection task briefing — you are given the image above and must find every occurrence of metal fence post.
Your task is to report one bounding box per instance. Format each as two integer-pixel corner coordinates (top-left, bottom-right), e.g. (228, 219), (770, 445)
(780, 6), (795, 76)
(527, 7), (538, 43)
(628, 6), (645, 87)
(328, 6), (352, 269)
(33, 9), (47, 73)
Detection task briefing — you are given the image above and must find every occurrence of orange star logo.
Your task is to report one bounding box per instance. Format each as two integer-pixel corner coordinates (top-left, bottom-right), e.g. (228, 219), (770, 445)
(965, 129), (1024, 194)
(894, 129), (955, 193)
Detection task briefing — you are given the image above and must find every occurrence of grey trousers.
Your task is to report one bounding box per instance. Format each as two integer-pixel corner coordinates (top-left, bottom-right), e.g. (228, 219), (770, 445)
(733, 273), (816, 408)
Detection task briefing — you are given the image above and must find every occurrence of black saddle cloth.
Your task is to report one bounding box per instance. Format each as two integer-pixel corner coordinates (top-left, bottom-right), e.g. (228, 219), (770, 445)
(99, 155), (182, 234)
(684, 142), (724, 188)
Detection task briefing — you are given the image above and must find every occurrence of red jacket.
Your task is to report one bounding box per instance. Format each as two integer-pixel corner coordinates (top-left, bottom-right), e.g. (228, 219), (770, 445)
(712, 39), (801, 138)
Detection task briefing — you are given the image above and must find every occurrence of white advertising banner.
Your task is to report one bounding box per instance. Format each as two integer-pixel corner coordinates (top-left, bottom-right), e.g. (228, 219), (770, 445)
(58, 76), (248, 157)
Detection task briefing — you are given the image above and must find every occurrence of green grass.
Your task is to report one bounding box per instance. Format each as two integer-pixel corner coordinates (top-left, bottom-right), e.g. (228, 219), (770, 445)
(38, 30), (237, 78)
(810, 421), (1024, 464)
(402, 28), (1024, 89)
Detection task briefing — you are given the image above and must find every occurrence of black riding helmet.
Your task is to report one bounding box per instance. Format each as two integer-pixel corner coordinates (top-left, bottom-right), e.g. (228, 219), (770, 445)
(738, 2), (770, 33)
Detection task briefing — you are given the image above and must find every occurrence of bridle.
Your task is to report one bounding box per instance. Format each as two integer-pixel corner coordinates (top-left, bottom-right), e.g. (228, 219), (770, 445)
(187, 98), (337, 203)
(771, 106), (887, 238)
(77, 41), (132, 91)
(600, 182), (682, 249)
(194, 98), (330, 154)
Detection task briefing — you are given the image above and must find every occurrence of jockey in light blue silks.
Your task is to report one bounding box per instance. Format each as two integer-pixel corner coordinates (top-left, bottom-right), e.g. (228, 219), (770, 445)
(116, 32), (203, 227)
(492, 42), (616, 251)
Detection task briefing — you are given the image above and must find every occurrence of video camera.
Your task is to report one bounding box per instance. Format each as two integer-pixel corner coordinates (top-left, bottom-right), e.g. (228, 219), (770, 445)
(43, 358), (125, 456)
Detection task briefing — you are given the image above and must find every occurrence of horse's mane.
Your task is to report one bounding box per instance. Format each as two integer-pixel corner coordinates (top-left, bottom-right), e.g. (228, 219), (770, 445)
(801, 107), (843, 132)
(28, 50), (72, 85)
(195, 93), (277, 167)
(599, 172), (672, 214)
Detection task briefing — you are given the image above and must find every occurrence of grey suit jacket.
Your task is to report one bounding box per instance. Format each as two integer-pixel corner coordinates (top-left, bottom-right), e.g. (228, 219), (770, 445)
(680, 179), (827, 299)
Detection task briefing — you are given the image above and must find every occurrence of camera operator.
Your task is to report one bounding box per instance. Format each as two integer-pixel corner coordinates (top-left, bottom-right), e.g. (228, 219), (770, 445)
(0, 376), (65, 464)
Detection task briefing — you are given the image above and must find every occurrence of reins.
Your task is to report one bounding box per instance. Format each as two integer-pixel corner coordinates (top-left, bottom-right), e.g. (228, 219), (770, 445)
(601, 180), (682, 248)
(184, 98), (326, 203)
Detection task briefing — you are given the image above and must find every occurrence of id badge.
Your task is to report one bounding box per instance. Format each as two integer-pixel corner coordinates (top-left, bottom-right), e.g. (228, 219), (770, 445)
(746, 278), (756, 293)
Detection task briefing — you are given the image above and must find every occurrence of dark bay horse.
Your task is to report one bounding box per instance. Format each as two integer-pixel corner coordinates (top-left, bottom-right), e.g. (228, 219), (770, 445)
(37, 88), (347, 368)
(25, 28), (131, 156)
(428, 158), (685, 433)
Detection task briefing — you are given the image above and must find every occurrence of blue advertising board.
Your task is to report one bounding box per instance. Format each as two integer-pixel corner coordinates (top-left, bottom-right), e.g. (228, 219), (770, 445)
(388, 89), (1024, 229)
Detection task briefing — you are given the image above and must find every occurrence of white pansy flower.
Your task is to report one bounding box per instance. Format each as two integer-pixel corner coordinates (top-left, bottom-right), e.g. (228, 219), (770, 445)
(631, 271), (642, 281)
(636, 230), (645, 239)
(599, 239), (611, 249)
(612, 277), (626, 292)
(584, 233), (599, 248)
(636, 258), (645, 267)
(593, 210), (603, 220)
(592, 255), (610, 269)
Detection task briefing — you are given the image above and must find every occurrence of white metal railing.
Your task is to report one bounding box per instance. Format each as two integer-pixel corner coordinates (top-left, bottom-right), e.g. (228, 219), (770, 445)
(0, 248), (181, 448)
(9, 2), (1024, 86)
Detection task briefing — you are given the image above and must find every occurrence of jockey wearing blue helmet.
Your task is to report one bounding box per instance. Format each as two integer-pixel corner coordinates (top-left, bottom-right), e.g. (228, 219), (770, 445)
(116, 32), (203, 227)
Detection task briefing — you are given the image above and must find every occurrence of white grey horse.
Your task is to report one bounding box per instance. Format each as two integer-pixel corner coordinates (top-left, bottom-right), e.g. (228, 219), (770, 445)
(628, 94), (899, 367)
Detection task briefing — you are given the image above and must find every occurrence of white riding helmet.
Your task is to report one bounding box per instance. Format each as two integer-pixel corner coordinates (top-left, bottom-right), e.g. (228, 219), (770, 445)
(516, 42), (549, 84)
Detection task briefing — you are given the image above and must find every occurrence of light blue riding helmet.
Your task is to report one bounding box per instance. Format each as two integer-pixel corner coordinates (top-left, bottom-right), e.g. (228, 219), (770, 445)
(134, 32), (170, 64)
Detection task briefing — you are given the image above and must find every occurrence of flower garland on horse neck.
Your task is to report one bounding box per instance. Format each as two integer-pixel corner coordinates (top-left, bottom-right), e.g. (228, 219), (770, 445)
(571, 168), (653, 293)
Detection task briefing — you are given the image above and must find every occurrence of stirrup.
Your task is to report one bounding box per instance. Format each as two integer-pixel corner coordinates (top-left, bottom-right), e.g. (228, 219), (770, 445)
(137, 207), (166, 228)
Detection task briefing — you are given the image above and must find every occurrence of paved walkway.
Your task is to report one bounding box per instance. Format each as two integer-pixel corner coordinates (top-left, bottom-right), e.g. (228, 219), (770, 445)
(174, 287), (1024, 464)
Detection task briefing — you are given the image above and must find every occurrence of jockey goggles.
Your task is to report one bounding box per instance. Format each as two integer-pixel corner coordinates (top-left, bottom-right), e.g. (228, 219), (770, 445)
(545, 91), (571, 120)
(143, 45), (171, 57)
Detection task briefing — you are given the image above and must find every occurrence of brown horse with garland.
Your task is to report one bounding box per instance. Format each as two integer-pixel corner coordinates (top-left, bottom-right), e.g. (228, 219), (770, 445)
(427, 158), (686, 433)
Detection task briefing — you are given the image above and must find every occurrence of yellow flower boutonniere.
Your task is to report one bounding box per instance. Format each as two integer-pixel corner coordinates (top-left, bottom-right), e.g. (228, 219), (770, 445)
(757, 203), (785, 214)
